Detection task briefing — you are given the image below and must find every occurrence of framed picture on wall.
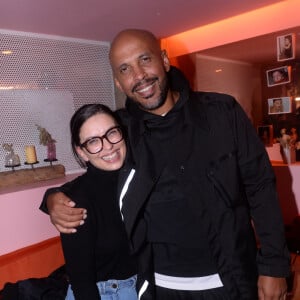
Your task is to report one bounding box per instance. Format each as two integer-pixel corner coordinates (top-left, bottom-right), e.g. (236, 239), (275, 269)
(257, 125), (273, 147)
(266, 66), (291, 87)
(277, 33), (296, 61)
(296, 100), (300, 117)
(268, 96), (292, 114)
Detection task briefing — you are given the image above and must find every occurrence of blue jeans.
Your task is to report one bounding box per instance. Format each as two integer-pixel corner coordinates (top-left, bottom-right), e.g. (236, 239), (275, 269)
(65, 275), (137, 300)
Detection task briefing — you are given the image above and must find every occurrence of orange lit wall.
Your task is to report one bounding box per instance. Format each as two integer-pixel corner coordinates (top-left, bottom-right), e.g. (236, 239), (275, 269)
(161, 0), (300, 58)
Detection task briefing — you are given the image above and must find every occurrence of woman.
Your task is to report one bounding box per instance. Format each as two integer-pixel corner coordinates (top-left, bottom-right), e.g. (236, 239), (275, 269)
(61, 103), (137, 300)
(280, 35), (293, 59)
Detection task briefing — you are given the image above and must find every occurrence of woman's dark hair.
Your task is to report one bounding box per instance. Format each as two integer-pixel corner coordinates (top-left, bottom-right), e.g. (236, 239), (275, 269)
(284, 35), (292, 43)
(70, 103), (122, 168)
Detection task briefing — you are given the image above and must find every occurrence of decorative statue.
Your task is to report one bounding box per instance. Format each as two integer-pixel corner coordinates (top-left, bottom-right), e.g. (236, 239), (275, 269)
(2, 143), (20, 167)
(36, 125), (57, 160)
(277, 128), (297, 164)
(278, 128), (291, 148)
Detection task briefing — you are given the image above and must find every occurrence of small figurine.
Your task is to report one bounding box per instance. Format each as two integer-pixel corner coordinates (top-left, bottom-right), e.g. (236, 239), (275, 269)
(277, 128), (297, 164)
(2, 143), (20, 167)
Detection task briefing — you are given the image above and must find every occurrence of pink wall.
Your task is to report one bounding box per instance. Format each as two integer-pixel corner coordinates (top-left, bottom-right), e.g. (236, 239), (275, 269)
(0, 164), (299, 256)
(0, 174), (79, 255)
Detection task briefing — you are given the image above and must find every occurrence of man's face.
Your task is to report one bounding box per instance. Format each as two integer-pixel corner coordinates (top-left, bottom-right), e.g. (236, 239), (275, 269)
(110, 34), (170, 113)
(274, 100), (282, 108)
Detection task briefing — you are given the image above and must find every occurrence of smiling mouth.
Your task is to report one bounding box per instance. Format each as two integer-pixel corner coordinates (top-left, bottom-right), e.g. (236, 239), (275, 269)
(102, 150), (119, 162)
(133, 78), (157, 94)
(136, 83), (155, 93)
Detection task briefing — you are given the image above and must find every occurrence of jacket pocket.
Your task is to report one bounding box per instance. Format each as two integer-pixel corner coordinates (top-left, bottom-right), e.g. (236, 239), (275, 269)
(206, 150), (243, 208)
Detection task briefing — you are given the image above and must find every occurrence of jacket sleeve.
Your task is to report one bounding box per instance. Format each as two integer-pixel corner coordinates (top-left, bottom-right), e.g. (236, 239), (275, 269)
(230, 100), (290, 277)
(39, 177), (81, 214)
(60, 190), (100, 300)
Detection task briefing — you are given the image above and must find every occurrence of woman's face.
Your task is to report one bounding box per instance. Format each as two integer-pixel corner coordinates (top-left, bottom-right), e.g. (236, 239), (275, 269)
(272, 70), (283, 83)
(284, 37), (291, 48)
(76, 113), (126, 171)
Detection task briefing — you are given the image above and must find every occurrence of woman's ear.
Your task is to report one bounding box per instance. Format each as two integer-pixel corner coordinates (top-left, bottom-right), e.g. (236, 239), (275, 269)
(75, 146), (89, 162)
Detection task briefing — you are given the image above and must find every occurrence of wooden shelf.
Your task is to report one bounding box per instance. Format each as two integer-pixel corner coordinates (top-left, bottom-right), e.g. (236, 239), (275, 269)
(0, 164), (65, 189)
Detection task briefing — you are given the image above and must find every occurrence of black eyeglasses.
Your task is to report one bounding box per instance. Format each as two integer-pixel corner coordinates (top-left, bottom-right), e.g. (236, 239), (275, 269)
(80, 126), (123, 154)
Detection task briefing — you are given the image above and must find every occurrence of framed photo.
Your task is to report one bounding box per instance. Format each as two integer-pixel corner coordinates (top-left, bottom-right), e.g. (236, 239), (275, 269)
(257, 125), (273, 147)
(266, 66), (291, 87)
(277, 33), (295, 61)
(296, 100), (300, 116)
(268, 97), (291, 114)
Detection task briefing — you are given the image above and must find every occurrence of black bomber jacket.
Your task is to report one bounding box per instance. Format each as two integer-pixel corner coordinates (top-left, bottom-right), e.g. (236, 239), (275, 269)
(119, 66), (291, 299)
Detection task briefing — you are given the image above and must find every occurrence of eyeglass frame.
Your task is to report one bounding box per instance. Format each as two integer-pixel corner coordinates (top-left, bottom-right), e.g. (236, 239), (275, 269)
(79, 125), (124, 154)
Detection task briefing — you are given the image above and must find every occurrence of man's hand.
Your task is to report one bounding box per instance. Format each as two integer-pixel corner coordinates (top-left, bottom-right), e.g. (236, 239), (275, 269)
(258, 275), (287, 300)
(47, 192), (87, 233)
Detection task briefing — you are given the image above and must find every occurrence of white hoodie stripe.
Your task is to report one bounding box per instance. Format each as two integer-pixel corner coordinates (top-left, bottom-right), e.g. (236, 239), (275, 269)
(119, 169), (135, 219)
(138, 280), (149, 299)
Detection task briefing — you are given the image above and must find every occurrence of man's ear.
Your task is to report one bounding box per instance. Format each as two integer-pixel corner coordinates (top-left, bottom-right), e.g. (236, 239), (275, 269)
(161, 50), (170, 72)
(75, 146), (89, 162)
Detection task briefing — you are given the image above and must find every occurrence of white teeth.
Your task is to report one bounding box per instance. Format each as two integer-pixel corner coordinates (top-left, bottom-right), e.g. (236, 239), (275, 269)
(102, 151), (117, 161)
(137, 81), (155, 93)
(138, 85), (152, 93)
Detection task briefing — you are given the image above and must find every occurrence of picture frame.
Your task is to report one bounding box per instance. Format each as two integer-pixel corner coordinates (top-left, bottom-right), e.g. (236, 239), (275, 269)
(296, 100), (300, 117)
(277, 33), (296, 61)
(268, 96), (292, 115)
(257, 125), (273, 147)
(266, 66), (291, 87)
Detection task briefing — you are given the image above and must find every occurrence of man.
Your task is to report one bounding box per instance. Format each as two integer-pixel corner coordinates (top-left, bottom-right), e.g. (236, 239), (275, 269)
(41, 29), (290, 299)
(269, 98), (283, 114)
